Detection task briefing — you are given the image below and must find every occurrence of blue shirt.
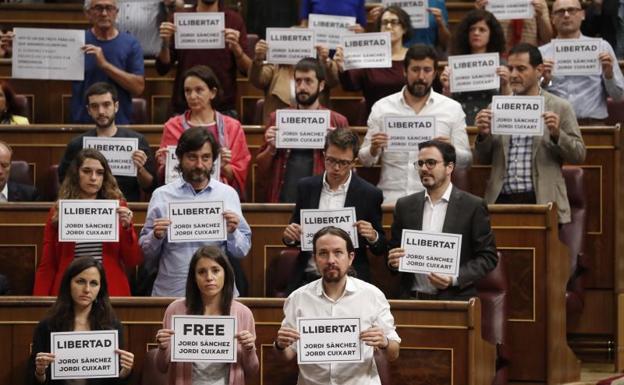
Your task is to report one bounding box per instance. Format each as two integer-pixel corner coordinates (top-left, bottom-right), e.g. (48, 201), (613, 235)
(139, 178), (252, 296)
(300, 0), (367, 27)
(71, 29), (144, 124)
(404, 0), (448, 47)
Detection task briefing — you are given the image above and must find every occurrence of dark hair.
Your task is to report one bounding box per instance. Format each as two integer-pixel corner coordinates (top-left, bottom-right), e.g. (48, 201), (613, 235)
(185, 246), (235, 316)
(85, 82), (118, 104)
(58, 148), (123, 201)
(418, 140), (456, 164)
(508, 43), (543, 67)
(324, 127), (360, 159)
(294, 57), (326, 83)
(175, 126), (221, 162)
(46, 257), (117, 332)
(181, 65), (222, 108)
(312, 226), (355, 256)
(374, 5), (413, 44)
(451, 10), (505, 55)
(0, 80), (20, 121)
(404, 44), (439, 71)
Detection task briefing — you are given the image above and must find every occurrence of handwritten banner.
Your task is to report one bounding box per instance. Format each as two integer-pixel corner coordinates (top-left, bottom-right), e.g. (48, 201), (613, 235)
(553, 38), (602, 76)
(399, 229), (461, 276)
(341, 32), (392, 71)
(171, 315), (237, 363)
(448, 53), (500, 93)
(266, 28), (316, 65)
(51, 330), (118, 380)
(83, 137), (138, 177)
(58, 200), (119, 242)
(174, 12), (225, 49)
(297, 317), (362, 364)
(168, 201), (226, 242)
(384, 116), (436, 152)
(491, 95), (544, 136)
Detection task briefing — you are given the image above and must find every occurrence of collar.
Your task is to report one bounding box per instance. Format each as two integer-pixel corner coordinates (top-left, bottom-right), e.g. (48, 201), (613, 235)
(322, 171), (352, 193)
(424, 182), (453, 205)
(1, 182), (7, 200)
(399, 86), (437, 110)
(314, 276), (357, 300)
(178, 176), (215, 194)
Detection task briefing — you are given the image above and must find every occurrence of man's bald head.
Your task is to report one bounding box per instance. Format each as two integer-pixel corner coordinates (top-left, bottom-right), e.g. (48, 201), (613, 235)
(0, 141), (12, 190)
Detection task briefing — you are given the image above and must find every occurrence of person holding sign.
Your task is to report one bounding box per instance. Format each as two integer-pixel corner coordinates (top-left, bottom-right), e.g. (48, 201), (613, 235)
(158, 65), (251, 197)
(256, 57), (349, 203)
(71, 0), (145, 125)
(29, 257), (134, 384)
(34, 149), (143, 296)
(140, 127), (251, 297)
(299, 0), (367, 33)
(359, 44), (472, 204)
(331, 6), (412, 116)
(154, 246), (258, 384)
(474, 43), (586, 224)
(538, 0), (624, 124)
(281, 128), (386, 292)
(0, 80), (29, 124)
(275, 226), (400, 384)
(439, 10), (511, 124)
(59, 82), (157, 202)
(387, 140), (498, 300)
(156, 0), (251, 117)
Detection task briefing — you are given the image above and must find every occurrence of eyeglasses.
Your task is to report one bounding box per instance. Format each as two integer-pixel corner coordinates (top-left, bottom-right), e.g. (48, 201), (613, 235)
(380, 19), (401, 27)
(552, 7), (582, 16)
(325, 156), (353, 168)
(90, 4), (118, 13)
(414, 159), (446, 169)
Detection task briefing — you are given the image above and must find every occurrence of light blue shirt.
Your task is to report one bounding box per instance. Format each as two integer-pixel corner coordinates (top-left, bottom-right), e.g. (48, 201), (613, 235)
(539, 35), (624, 120)
(139, 178), (252, 296)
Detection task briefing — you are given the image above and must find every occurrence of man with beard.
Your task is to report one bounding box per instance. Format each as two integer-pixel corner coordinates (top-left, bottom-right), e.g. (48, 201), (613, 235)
(256, 57), (349, 203)
(387, 140), (498, 300)
(58, 82), (156, 201)
(275, 226), (401, 385)
(474, 43), (586, 224)
(359, 44), (472, 204)
(139, 126), (251, 296)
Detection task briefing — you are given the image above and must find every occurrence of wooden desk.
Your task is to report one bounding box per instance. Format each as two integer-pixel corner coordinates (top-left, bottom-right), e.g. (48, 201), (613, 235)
(0, 203), (579, 384)
(0, 296), (495, 385)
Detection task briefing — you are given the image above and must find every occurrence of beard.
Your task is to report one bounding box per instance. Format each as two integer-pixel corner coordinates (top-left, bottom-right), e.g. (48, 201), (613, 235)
(406, 80), (432, 98)
(93, 114), (115, 130)
(322, 266), (344, 283)
(182, 166), (212, 184)
(296, 87), (321, 107)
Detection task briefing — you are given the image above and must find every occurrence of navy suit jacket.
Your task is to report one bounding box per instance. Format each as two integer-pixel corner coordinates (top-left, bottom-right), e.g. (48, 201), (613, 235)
(7, 182), (39, 202)
(389, 186), (498, 299)
(286, 172), (386, 293)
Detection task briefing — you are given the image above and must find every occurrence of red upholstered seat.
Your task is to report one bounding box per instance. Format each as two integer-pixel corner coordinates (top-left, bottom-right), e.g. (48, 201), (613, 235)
(138, 348), (167, 385)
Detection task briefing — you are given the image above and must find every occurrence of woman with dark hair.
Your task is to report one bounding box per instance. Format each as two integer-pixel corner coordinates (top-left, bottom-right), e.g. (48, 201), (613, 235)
(158, 65), (251, 198)
(33, 149), (143, 296)
(332, 5), (413, 117)
(439, 10), (510, 124)
(154, 246), (258, 385)
(0, 80), (29, 124)
(28, 257), (134, 384)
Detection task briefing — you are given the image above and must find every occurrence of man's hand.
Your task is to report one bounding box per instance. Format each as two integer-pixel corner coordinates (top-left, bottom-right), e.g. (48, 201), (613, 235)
(543, 111), (560, 141)
(387, 247), (405, 269)
(131, 150), (148, 172)
(254, 39), (267, 61)
(428, 273), (452, 289)
(475, 109), (492, 136)
(369, 132), (389, 157)
(153, 218), (171, 240)
(428, 7), (444, 25)
(264, 126), (278, 149)
(360, 326), (389, 348)
(275, 326), (300, 350)
(159, 22), (176, 43)
(355, 220), (377, 243)
(532, 0), (549, 17)
(541, 59), (554, 87)
(223, 210), (240, 233)
(225, 28), (243, 56)
(283, 223), (302, 244)
(82, 44), (108, 68)
(599, 52), (615, 79)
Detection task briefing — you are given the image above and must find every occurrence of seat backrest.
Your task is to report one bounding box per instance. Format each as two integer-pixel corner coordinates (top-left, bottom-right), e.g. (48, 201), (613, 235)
(451, 167), (470, 192)
(132, 98), (148, 124)
(560, 166), (587, 274)
(13, 94), (32, 122)
(266, 248), (299, 297)
(44, 164), (60, 202)
(253, 98), (265, 126)
(606, 97), (624, 126)
(138, 348), (167, 385)
(374, 348), (392, 385)
(8, 160), (32, 185)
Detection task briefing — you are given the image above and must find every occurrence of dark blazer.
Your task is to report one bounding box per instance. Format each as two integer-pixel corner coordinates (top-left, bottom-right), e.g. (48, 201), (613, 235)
(286, 172), (386, 293)
(390, 186), (498, 300)
(7, 181), (39, 201)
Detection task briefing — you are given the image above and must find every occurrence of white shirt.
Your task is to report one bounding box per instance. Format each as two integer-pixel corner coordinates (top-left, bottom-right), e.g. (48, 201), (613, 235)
(0, 183), (8, 202)
(282, 277), (401, 385)
(360, 88), (472, 204)
(412, 183), (453, 293)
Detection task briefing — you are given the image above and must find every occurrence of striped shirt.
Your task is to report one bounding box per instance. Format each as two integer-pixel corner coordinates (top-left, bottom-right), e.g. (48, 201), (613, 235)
(74, 242), (103, 262)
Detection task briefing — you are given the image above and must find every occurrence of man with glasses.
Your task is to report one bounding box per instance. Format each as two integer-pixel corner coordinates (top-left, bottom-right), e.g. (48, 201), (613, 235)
(256, 57), (349, 203)
(539, 0), (624, 124)
(71, 0), (145, 124)
(359, 44), (472, 204)
(281, 128), (385, 292)
(59, 82), (156, 201)
(387, 140), (497, 300)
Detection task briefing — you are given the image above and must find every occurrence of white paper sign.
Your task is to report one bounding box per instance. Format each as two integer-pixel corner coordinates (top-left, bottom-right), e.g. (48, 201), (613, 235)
(275, 109), (330, 149)
(51, 330), (118, 380)
(164, 145), (221, 184)
(266, 28), (316, 65)
(553, 38), (602, 76)
(491, 95), (544, 136)
(308, 13), (355, 50)
(58, 200), (119, 242)
(300, 207), (359, 251)
(171, 315), (237, 363)
(168, 201), (227, 242)
(174, 12), (225, 49)
(83, 137), (138, 177)
(448, 53), (500, 93)
(382, 0), (429, 28)
(399, 229), (461, 276)
(486, 0), (534, 19)
(384, 116), (436, 153)
(341, 32), (392, 71)
(12, 28), (84, 81)
(297, 317), (362, 364)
